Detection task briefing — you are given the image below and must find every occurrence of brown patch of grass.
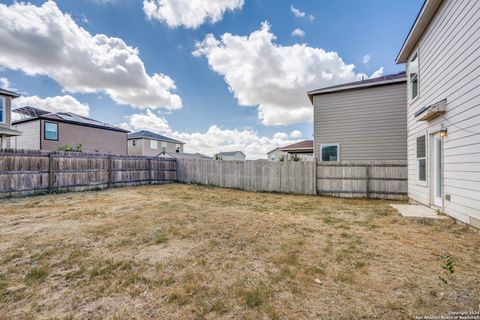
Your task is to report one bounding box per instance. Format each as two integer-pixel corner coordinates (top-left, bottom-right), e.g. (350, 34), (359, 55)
(0, 184), (479, 319)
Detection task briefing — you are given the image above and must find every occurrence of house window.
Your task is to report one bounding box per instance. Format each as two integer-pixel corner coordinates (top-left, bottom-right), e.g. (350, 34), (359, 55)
(409, 53), (419, 100)
(321, 144), (340, 161)
(150, 139), (158, 149)
(161, 142), (167, 153)
(175, 144), (180, 153)
(132, 140), (136, 146)
(416, 135), (426, 182)
(0, 97), (4, 123)
(44, 122), (58, 140)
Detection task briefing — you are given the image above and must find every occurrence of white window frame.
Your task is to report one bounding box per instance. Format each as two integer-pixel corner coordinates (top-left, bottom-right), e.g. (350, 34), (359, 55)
(175, 144), (181, 153)
(0, 96), (5, 124)
(320, 144), (340, 162)
(161, 142), (167, 153)
(150, 139), (158, 149)
(416, 134), (427, 185)
(409, 51), (420, 103)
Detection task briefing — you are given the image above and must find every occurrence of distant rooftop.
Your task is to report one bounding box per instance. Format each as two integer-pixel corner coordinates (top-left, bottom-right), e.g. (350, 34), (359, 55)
(0, 88), (20, 98)
(307, 72), (407, 102)
(218, 151), (245, 156)
(279, 140), (313, 152)
(167, 152), (211, 160)
(12, 106), (128, 133)
(128, 130), (185, 144)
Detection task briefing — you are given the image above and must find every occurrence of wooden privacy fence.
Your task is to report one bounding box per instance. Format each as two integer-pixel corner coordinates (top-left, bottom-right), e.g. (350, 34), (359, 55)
(176, 158), (316, 195)
(316, 161), (408, 200)
(0, 150), (407, 200)
(0, 150), (176, 198)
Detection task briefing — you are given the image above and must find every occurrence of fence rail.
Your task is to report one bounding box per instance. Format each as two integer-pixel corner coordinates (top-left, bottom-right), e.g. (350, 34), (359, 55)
(0, 149), (176, 197)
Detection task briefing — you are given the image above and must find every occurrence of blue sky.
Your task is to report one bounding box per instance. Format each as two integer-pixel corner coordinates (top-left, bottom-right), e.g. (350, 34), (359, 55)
(0, 0), (423, 158)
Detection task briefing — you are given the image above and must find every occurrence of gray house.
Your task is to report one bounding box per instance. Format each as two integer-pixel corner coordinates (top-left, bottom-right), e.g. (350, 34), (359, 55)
(11, 107), (128, 154)
(216, 151), (246, 161)
(128, 130), (184, 157)
(0, 88), (22, 148)
(396, 0), (480, 228)
(308, 73), (407, 161)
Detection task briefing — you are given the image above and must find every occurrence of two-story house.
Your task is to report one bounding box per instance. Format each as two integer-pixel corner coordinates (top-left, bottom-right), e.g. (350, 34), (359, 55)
(11, 106), (128, 154)
(396, 0), (480, 228)
(127, 130), (185, 156)
(0, 88), (22, 149)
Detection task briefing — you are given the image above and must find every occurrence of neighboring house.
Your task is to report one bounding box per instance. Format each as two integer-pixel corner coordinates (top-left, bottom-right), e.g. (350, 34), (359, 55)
(278, 140), (314, 161)
(308, 73), (407, 161)
(267, 147), (287, 161)
(0, 88), (22, 149)
(216, 151), (246, 161)
(128, 130), (184, 157)
(11, 107), (128, 154)
(396, 0), (480, 228)
(167, 152), (211, 160)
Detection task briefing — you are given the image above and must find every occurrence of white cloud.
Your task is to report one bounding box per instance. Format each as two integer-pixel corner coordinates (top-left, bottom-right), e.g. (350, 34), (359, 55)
(119, 109), (171, 134)
(0, 77), (12, 90)
(291, 28), (305, 38)
(120, 110), (300, 159)
(143, 0), (244, 29)
(370, 67), (384, 79)
(290, 5), (314, 22)
(193, 22), (372, 126)
(13, 95), (90, 117)
(0, 1), (181, 110)
(290, 130), (302, 138)
(362, 54), (371, 65)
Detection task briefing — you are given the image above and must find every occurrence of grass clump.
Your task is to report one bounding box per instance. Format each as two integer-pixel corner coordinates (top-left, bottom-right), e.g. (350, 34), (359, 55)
(236, 282), (274, 308)
(154, 230), (168, 244)
(25, 267), (48, 284)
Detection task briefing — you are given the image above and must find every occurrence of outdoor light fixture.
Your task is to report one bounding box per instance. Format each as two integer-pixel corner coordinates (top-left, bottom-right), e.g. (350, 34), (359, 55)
(440, 127), (448, 138)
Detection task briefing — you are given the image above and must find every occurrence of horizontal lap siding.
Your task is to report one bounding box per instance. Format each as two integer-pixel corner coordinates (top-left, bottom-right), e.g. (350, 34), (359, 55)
(313, 83), (407, 161)
(406, 0), (480, 225)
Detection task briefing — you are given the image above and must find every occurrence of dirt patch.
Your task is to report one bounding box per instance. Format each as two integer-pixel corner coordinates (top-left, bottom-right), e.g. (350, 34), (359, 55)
(0, 184), (479, 319)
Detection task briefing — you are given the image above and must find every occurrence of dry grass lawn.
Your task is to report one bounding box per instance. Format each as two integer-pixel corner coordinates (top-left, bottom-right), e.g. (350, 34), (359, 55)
(0, 184), (479, 319)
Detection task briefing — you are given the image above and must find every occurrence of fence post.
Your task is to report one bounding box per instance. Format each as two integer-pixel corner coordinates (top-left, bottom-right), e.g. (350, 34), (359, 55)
(107, 156), (113, 188)
(313, 160), (317, 195)
(148, 159), (153, 184)
(48, 152), (54, 193)
(365, 164), (370, 198)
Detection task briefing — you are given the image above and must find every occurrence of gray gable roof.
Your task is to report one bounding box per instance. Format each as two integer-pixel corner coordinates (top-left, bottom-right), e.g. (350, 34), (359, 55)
(307, 72), (406, 103)
(12, 106), (128, 133)
(218, 151), (245, 156)
(128, 130), (185, 144)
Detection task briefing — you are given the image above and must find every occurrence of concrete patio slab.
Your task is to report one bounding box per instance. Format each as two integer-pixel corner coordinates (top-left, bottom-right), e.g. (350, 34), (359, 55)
(390, 204), (448, 219)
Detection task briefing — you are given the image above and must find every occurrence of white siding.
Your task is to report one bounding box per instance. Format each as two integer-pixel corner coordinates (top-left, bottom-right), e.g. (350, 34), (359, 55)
(406, 0), (480, 227)
(11, 120), (41, 150)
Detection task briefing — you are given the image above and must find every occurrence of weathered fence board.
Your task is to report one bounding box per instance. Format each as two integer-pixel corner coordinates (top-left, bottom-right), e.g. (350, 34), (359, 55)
(316, 160), (407, 200)
(176, 159), (316, 195)
(0, 150), (176, 197)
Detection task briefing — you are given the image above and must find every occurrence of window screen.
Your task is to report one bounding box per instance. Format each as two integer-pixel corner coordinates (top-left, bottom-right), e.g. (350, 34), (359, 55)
(321, 144), (339, 162)
(44, 122), (58, 140)
(416, 135), (426, 182)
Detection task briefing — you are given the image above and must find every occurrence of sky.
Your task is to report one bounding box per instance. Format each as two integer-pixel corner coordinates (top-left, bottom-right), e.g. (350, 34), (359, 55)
(0, 0), (423, 159)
